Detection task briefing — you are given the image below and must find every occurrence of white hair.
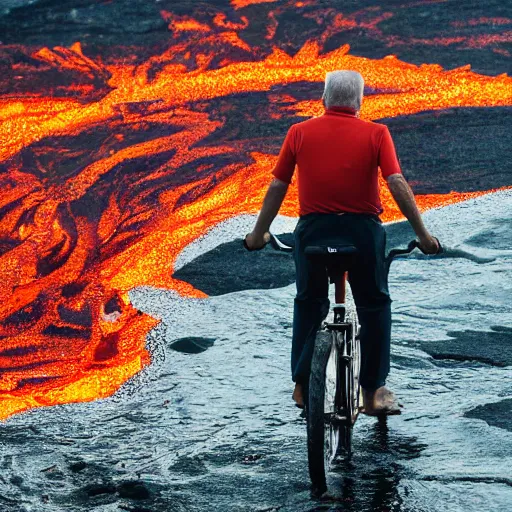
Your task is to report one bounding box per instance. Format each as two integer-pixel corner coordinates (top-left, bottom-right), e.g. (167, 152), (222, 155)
(322, 70), (364, 110)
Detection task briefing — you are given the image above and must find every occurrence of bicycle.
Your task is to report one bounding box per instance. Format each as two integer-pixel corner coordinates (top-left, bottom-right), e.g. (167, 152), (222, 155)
(268, 233), (441, 496)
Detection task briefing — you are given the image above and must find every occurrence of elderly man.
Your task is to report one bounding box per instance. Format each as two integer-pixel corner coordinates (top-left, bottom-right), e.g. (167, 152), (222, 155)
(245, 70), (439, 415)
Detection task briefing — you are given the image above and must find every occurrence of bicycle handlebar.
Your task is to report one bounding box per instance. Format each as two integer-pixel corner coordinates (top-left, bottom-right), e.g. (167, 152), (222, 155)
(268, 232), (294, 253)
(244, 231), (496, 269)
(264, 232), (443, 262)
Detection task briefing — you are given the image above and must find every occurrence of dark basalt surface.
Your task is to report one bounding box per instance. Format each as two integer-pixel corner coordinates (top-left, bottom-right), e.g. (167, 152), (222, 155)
(169, 337), (216, 354)
(173, 232), (297, 296)
(384, 107), (512, 194)
(1, 1), (511, 75)
(465, 399), (512, 432)
(412, 326), (512, 367)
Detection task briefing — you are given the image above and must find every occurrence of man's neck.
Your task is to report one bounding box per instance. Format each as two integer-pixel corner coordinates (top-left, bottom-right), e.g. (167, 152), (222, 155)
(325, 106), (357, 116)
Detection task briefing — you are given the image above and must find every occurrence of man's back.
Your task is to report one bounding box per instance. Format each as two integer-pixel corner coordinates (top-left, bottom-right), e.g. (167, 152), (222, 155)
(272, 107), (402, 216)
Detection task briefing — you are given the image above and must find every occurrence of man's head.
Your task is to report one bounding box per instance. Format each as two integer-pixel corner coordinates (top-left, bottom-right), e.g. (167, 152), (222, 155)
(322, 70), (364, 112)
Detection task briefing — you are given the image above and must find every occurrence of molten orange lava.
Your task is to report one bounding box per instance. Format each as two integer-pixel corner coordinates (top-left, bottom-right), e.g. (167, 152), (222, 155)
(232, 0), (278, 9)
(1, 26), (511, 420)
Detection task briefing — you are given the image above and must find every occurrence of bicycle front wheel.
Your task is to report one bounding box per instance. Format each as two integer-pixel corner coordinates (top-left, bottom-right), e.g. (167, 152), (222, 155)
(339, 312), (361, 455)
(339, 330), (353, 454)
(307, 330), (338, 497)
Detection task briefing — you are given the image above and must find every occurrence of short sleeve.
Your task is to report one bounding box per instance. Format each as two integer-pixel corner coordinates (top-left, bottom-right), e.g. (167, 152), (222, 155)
(378, 125), (402, 179)
(272, 125), (297, 184)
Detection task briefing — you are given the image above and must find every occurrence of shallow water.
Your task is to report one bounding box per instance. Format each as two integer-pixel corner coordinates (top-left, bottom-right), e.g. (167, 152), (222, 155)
(1, 191), (510, 511)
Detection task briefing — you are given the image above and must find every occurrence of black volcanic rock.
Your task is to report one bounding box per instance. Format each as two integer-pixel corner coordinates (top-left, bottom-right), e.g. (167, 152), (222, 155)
(172, 233), (297, 296)
(381, 107), (512, 194)
(169, 337), (215, 354)
(117, 480), (151, 500)
(69, 461), (87, 473)
(465, 399), (512, 432)
(0, 0), (168, 47)
(1, 0), (511, 76)
(412, 326), (512, 367)
(83, 482), (116, 497)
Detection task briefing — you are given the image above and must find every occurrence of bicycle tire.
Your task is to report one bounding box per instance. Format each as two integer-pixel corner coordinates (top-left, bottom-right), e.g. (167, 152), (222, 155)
(349, 308), (362, 427)
(339, 310), (361, 456)
(307, 329), (338, 497)
(338, 328), (353, 456)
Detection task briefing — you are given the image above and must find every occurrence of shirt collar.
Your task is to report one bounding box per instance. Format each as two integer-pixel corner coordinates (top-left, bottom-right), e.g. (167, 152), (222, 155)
(324, 106), (357, 117)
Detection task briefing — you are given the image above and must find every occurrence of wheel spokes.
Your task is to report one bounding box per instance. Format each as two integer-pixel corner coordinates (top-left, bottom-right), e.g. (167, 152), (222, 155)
(324, 341), (339, 468)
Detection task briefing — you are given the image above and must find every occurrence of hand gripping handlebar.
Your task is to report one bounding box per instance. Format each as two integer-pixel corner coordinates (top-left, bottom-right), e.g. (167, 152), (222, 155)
(244, 232), (443, 261)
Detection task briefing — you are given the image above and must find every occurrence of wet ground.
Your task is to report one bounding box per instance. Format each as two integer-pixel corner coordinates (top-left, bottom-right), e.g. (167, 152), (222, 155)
(2, 191), (511, 512)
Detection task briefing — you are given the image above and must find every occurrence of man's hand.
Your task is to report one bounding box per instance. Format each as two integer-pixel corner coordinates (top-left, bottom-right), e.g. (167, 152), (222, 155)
(245, 179), (289, 251)
(244, 231), (270, 251)
(418, 235), (440, 255)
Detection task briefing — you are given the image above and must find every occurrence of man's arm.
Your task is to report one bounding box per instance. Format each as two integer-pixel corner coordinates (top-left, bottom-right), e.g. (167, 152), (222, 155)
(245, 178), (289, 250)
(386, 174), (439, 254)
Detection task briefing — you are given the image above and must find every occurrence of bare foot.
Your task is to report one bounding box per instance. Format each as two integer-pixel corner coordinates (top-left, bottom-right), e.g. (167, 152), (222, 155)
(292, 382), (305, 409)
(362, 386), (402, 416)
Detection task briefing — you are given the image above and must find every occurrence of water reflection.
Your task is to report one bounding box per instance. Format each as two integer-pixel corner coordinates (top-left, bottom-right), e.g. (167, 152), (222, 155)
(309, 417), (426, 511)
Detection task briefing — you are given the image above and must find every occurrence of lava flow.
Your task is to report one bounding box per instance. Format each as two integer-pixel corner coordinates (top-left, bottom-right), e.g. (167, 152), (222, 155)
(1, 6), (511, 420)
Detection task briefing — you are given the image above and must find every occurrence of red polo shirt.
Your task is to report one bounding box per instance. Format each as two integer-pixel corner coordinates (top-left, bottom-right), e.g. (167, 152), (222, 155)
(272, 107), (402, 216)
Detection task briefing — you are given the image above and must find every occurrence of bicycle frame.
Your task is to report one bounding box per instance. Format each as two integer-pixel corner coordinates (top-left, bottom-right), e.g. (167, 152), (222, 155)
(262, 231), (445, 495)
(323, 266), (360, 422)
(334, 271), (347, 305)
(333, 272), (348, 325)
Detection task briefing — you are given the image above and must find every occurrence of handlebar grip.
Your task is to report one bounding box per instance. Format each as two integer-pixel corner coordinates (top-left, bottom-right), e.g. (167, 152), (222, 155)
(269, 232), (294, 252)
(243, 234), (265, 252)
(242, 236), (252, 251)
(243, 232), (276, 252)
(416, 236), (443, 255)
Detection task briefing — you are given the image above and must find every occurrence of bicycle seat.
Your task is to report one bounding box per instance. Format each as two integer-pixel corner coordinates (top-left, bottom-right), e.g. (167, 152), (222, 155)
(304, 245), (359, 282)
(304, 245), (359, 257)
